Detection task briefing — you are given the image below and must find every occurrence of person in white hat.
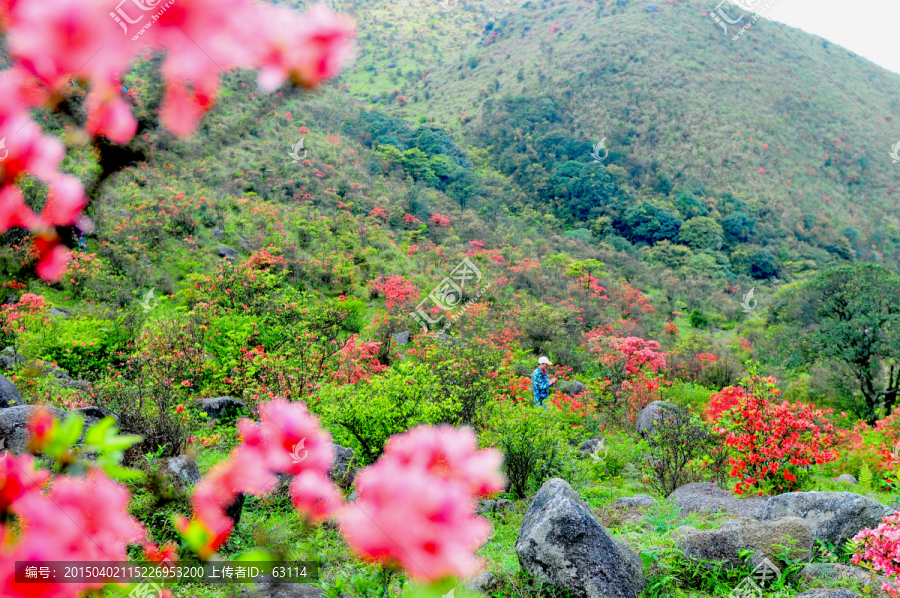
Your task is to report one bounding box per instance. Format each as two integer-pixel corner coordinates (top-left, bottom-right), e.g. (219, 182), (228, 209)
(532, 356), (558, 408)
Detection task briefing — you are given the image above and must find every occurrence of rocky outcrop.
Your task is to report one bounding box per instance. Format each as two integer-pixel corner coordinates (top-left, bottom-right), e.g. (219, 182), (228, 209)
(239, 575), (323, 597)
(217, 246), (239, 260)
(168, 455), (202, 488)
(197, 397), (246, 423)
(801, 563), (889, 597)
(676, 517), (814, 569)
(836, 474), (858, 485)
(465, 572), (497, 593)
(668, 482), (768, 519)
(390, 331), (411, 346)
(577, 438), (601, 458)
(759, 491), (894, 549)
(0, 373), (23, 408)
(0, 405), (65, 454)
(556, 379), (587, 396)
(476, 498), (514, 516)
(0, 347), (26, 371)
(614, 495), (656, 508)
(516, 478), (646, 598)
(328, 444), (359, 489)
(636, 401), (684, 438)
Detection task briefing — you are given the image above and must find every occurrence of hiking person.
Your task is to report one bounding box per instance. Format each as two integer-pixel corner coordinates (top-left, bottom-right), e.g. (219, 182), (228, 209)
(532, 356), (557, 408)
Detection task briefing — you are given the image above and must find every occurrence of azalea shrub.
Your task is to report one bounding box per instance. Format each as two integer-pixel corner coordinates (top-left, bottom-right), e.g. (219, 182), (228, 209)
(643, 404), (728, 496)
(825, 414), (900, 490)
(482, 402), (577, 498)
(316, 362), (463, 464)
(852, 512), (900, 596)
(703, 375), (838, 495)
(586, 330), (669, 424)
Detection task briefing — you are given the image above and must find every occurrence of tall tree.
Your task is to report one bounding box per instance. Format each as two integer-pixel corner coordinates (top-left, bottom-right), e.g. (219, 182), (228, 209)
(776, 264), (900, 423)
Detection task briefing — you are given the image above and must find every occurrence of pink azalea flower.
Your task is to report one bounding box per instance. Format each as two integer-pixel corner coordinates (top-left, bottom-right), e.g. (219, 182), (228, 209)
(290, 469), (342, 523)
(338, 425), (503, 581)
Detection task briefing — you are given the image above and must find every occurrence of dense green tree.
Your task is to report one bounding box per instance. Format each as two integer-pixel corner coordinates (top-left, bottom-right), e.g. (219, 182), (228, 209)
(776, 263), (900, 423)
(620, 202), (682, 244)
(679, 217), (724, 251)
(648, 240), (693, 269)
(545, 161), (618, 223)
(721, 212), (756, 243)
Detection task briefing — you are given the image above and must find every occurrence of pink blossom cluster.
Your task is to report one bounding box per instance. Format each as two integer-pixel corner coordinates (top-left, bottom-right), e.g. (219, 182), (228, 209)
(0, 456), (147, 598)
(177, 399), (340, 557)
(852, 512), (900, 597)
(339, 425), (503, 581)
(0, 0), (354, 279)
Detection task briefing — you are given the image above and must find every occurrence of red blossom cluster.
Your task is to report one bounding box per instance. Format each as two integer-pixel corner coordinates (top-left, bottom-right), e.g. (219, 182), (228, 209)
(339, 425), (503, 581)
(373, 275), (418, 310)
(429, 213), (450, 226)
(703, 377), (838, 494)
(0, 0), (354, 279)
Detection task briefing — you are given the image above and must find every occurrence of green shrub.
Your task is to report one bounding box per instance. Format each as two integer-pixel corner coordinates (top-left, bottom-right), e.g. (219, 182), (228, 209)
(661, 382), (713, 413)
(481, 402), (576, 499)
(317, 362), (461, 465)
(859, 464), (873, 493)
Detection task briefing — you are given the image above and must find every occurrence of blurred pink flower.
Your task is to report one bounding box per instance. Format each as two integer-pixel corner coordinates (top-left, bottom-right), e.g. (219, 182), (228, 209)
(338, 425), (502, 581)
(290, 469), (342, 523)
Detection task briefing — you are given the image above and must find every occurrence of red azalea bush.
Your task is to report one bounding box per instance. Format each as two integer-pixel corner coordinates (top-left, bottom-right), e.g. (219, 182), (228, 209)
(703, 375), (838, 495)
(825, 413), (900, 488)
(852, 513), (900, 597)
(587, 330), (669, 423)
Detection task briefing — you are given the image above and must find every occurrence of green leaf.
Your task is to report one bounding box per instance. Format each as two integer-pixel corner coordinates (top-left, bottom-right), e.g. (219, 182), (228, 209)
(101, 462), (146, 481)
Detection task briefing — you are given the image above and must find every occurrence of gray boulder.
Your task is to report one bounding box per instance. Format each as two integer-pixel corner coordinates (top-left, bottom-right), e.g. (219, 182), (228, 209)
(837, 474), (858, 485)
(637, 400), (684, 438)
(0, 373), (23, 407)
(0, 347), (26, 371)
(40, 365), (89, 391)
(760, 491), (894, 550)
(676, 516), (814, 569)
(796, 591), (860, 598)
(0, 405), (65, 454)
(465, 572), (497, 593)
(240, 575), (323, 597)
(390, 331), (411, 346)
(3, 295), (17, 306)
(516, 478), (646, 598)
(217, 246), (239, 260)
(556, 379), (587, 396)
(168, 455), (202, 487)
(73, 406), (119, 429)
(328, 444), (359, 489)
(138, 258), (152, 267)
(49, 307), (73, 318)
(614, 495), (656, 508)
(668, 482), (768, 519)
(197, 397), (246, 422)
(212, 228), (224, 240)
(476, 498), (513, 515)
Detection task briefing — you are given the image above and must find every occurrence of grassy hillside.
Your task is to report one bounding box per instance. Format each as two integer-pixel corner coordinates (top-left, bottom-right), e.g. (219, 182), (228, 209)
(323, 0), (900, 275)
